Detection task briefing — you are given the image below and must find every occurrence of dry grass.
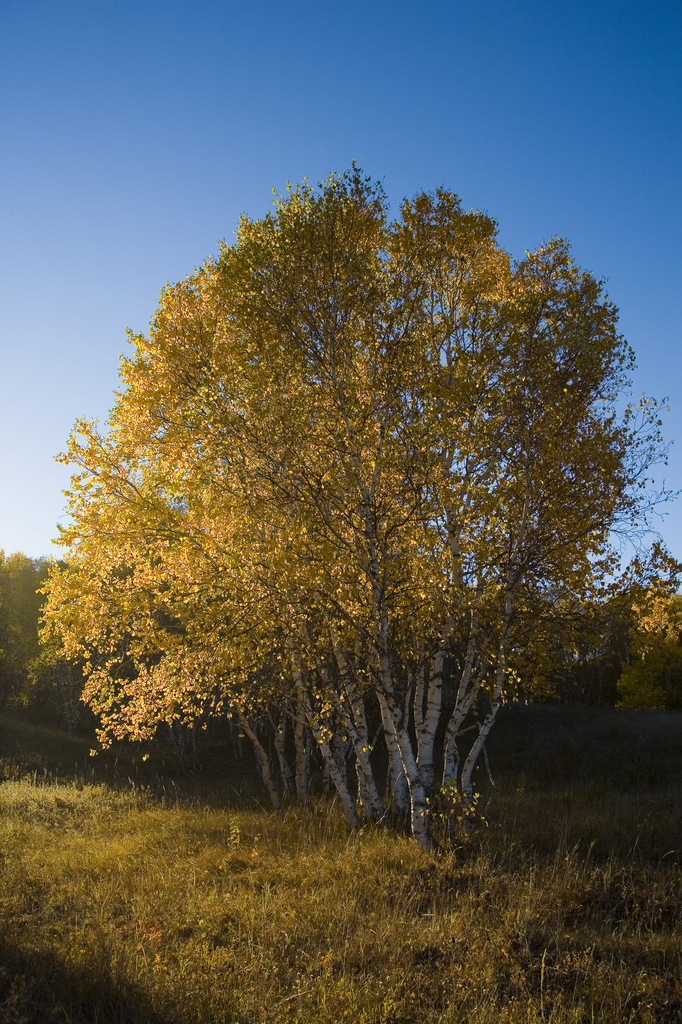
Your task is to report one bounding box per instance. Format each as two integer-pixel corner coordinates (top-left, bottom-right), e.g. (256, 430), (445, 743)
(1, 705), (681, 1023)
(0, 775), (680, 1023)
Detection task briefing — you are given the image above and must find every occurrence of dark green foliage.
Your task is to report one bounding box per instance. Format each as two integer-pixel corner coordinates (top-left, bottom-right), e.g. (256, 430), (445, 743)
(0, 551), (49, 706)
(0, 551), (85, 730)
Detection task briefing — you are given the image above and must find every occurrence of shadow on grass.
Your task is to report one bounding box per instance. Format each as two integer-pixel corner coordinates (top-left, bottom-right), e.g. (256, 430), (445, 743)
(0, 937), (167, 1024)
(0, 708), (266, 810)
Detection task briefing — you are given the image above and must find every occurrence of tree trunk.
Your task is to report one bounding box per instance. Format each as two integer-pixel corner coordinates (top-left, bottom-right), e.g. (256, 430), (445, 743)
(442, 683), (478, 789)
(299, 693), (361, 828)
(337, 697), (385, 820)
(378, 688), (409, 815)
(290, 650), (362, 828)
(237, 710), (282, 814)
(166, 720), (189, 775)
(329, 628), (385, 820)
(413, 659), (425, 735)
(332, 724), (347, 785)
(416, 641), (450, 797)
(460, 644), (505, 808)
(378, 682), (433, 849)
(227, 716), (243, 762)
(294, 690), (311, 806)
(441, 608), (482, 790)
(190, 719), (200, 772)
(272, 706), (295, 797)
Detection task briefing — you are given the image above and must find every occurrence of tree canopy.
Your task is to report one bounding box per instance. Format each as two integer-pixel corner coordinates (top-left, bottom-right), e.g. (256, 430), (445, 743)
(44, 168), (669, 847)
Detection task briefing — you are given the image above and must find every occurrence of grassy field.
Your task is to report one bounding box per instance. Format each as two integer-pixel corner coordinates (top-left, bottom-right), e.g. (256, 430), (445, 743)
(0, 706), (681, 1023)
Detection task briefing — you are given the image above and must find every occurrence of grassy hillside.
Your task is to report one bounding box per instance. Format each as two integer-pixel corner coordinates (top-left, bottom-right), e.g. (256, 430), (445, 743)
(0, 705), (681, 1023)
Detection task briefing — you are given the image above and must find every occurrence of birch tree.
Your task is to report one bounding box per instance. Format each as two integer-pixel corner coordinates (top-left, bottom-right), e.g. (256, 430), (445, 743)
(44, 167), (667, 848)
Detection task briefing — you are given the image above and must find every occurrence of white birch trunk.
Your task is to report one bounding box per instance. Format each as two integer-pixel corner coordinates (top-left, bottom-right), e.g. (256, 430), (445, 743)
(336, 696), (385, 820)
(441, 605), (482, 790)
(459, 658), (504, 809)
(378, 688), (409, 815)
(237, 711), (282, 815)
(328, 628), (385, 820)
(332, 723), (347, 785)
(413, 660), (426, 736)
(378, 680), (433, 849)
(442, 679), (479, 788)
(460, 583), (512, 807)
(290, 650), (362, 828)
(460, 697), (501, 807)
(272, 707), (294, 797)
(301, 697), (362, 829)
(416, 638), (451, 797)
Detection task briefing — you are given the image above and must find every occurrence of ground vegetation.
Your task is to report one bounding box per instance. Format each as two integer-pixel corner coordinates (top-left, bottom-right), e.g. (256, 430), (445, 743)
(0, 704), (680, 1024)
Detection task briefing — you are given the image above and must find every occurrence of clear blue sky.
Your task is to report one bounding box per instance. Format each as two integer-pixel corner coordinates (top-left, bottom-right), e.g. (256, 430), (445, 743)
(1, 0), (680, 560)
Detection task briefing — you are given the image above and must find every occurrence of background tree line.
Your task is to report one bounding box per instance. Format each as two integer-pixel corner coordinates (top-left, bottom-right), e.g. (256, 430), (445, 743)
(0, 550), (83, 728)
